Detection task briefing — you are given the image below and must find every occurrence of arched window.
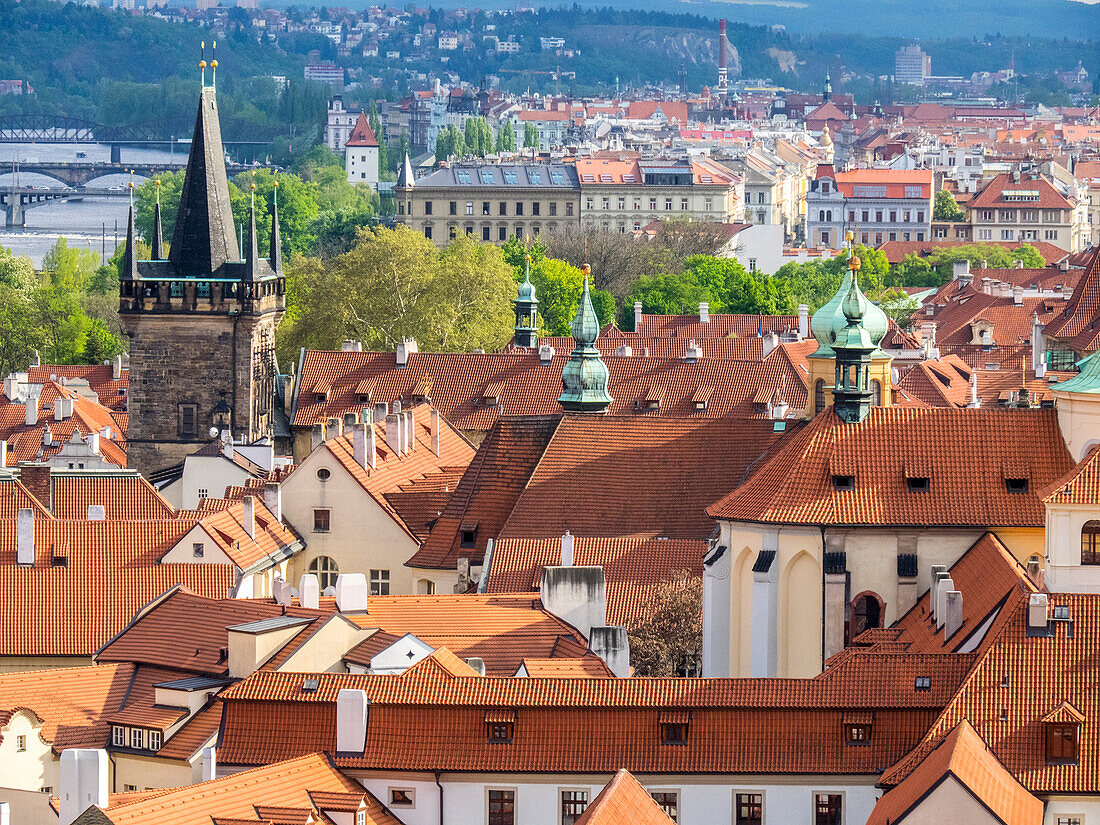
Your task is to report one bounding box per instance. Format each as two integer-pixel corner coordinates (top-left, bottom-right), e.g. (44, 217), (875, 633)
(850, 592), (884, 642)
(814, 379), (826, 414)
(870, 379), (882, 406)
(308, 556), (340, 590)
(1082, 521), (1100, 565)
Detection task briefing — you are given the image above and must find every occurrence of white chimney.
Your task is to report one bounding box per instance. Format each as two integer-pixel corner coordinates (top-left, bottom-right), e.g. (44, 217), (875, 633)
(299, 574), (320, 609)
(341, 339), (363, 352)
(0, 801), (9, 825)
(374, 402), (388, 423)
(1028, 593), (1049, 629)
(1033, 314), (1046, 379)
(241, 496), (256, 540)
(0, 440), (6, 468)
(263, 481), (282, 522)
(335, 572), (369, 612)
(272, 577), (292, 605)
(352, 423), (371, 469)
(762, 332), (779, 358)
(25, 395), (38, 427)
(935, 575), (954, 628)
(538, 344), (556, 364)
(634, 301), (643, 332)
(54, 397), (73, 421)
(336, 688), (368, 753)
(87, 432), (100, 455)
(87, 504), (106, 521)
(614, 345), (632, 357)
(953, 259), (970, 280)
(59, 749), (108, 825)
(1013, 285), (1023, 306)
(798, 304), (809, 339)
(928, 565), (948, 620)
(561, 531), (575, 566)
(699, 302), (709, 323)
(199, 746), (216, 782)
(430, 408), (441, 455)
(17, 508), (33, 566)
(385, 413), (401, 456)
(944, 590), (963, 639)
(396, 337), (418, 367)
(684, 339), (703, 362)
(112, 354), (123, 380)
(405, 411), (416, 452)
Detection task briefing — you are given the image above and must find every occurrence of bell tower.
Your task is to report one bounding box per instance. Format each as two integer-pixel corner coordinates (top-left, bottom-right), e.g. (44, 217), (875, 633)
(120, 46), (285, 475)
(513, 255), (539, 348)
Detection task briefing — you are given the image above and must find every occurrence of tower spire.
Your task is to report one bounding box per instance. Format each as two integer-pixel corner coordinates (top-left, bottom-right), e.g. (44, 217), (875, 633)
(558, 265), (612, 413)
(269, 179), (282, 273)
(513, 254), (539, 348)
(122, 204), (139, 282)
(829, 254), (877, 423)
(151, 178), (164, 260)
(243, 183), (260, 281)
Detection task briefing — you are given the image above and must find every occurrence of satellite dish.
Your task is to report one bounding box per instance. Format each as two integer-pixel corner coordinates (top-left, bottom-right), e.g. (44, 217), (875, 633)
(209, 427), (220, 439)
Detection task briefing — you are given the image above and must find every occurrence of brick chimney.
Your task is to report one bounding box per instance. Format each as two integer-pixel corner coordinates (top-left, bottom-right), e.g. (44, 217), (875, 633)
(19, 464), (51, 510)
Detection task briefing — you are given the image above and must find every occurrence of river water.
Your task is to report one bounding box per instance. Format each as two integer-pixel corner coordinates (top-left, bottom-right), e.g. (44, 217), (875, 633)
(0, 142), (186, 266)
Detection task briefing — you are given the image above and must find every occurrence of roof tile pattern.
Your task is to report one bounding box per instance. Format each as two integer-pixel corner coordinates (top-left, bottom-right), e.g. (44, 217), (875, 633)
(575, 769), (676, 825)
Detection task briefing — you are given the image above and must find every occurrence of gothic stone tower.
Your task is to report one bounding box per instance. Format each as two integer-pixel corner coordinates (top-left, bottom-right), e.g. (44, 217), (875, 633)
(121, 79), (285, 476)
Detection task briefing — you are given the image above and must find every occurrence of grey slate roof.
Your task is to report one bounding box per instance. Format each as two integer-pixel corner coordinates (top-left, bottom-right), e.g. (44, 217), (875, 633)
(411, 163), (580, 190)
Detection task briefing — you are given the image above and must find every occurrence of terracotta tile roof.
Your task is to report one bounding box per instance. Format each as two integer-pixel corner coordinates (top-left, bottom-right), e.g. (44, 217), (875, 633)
(832, 169), (933, 199)
(488, 536), (704, 626)
(575, 769), (676, 825)
(382, 467), (466, 541)
(517, 657), (614, 677)
(344, 111), (378, 147)
(183, 497), (302, 571)
(0, 381), (127, 467)
(891, 533), (1037, 655)
(156, 699), (222, 760)
(868, 720), (1043, 825)
(26, 364), (129, 412)
(1040, 443), (1100, 504)
(880, 591), (1100, 794)
(632, 313), (800, 339)
(1043, 246), (1100, 349)
(48, 473), (174, 520)
(706, 407), (1073, 527)
(94, 753), (395, 825)
(920, 285), (1061, 350)
(414, 415), (796, 571)
(292, 350), (809, 432)
(970, 172), (1072, 210)
(216, 651), (973, 771)
(0, 473), (52, 518)
(105, 665), (192, 729)
(0, 663), (134, 751)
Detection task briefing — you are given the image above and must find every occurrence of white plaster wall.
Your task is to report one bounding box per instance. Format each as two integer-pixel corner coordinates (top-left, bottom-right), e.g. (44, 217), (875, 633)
(0, 710), (53, 791)
(894, 777), (1003, 824)
(181, 456), (252, 510)
(1044, 797), (1100, 825)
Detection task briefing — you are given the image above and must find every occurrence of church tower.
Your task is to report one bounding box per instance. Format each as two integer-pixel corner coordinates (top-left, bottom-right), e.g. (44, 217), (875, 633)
(558, 266), (612, 414)
(121, 54), (285, 475)
(513, 255), (539, 348)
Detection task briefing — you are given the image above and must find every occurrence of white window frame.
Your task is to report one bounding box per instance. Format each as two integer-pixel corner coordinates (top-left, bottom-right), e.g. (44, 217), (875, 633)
(130, 728), (144, 749)
(148, 729), (162, 751)
(559, 787), (590, 825)
(112, 726), (125, 747)
(733, 789), (766, 825)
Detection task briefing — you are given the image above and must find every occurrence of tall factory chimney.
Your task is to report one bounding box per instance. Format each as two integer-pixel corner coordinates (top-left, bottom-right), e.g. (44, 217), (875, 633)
(718, 19), (728, 98)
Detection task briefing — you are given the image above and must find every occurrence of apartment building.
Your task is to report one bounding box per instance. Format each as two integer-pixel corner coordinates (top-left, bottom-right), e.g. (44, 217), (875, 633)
(806, 166), (933, 248)
(736, 146), (809, 242)
(968, 172), (1085, 252)
(509, 110), (570, 151)
(395, 162), (581, 244)
(576, 157), (743, 233)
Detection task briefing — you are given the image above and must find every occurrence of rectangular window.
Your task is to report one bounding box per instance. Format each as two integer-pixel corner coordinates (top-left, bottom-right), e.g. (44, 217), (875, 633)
(661, 722), (688, 744)
(113, 726), (125, 747)
(549, 202), (557, 216)
(313, 509), (331, 532)
(499, 226), (507, 241)
(1005, 478), (1029, 493)
(602, 197), (610, 210)
(482, 201), (491, 215)
(566, 203), (574, 217)
(861, 210), (869, 222)
(124, 784), (138, 792)
(465, 202), (474, 216)
(1057, 818), (1083, 825)
(179, 404), (198, 438)
(488, 722), (514, 743)
(483, 226), (491, 241)
(586, 198), (594, 211)
(561, 790), (588, 825)
(449, 201), (457, 216)
(847, 724), (871, 744)
(499, 202), (507, 216)
(532, 202), (540, 216)
(370, 569), (390, 596)
(848, 210), (856, 222)
(16, 735), (26, 752)
(148, 730), (161, 751)
(515, 203), (524, 216)
(889, 210), (897, 222)
(130, 728), (144, 749)
(735, 793), (763, 825)
(650, 197), (657, 211)
(665, 198), (673, 211)
(1047, 724), (1079, 764)
(876, 211), (883, 222)
(192, 542), (204, 558)
(907, 477), (930, 493)
(425, 226), (433, 240)
(425, 202), (433, 216)
(389, 789), (415, 807)
(704, 198), (713, 211)
(1002, 229), (1015, 240)
(815, 793), (842, 825)
(1046, 230), (1059, 240)
(681, 198), (688, 211)
(650, 792), (678, 822)
(488, 790), (515, 825)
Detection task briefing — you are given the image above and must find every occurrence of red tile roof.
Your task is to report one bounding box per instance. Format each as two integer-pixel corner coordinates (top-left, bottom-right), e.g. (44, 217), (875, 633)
(575, 769), (676, 825)
(344, 111), (378, 147)
(1042, 246), (1100, 351)
(970, 172), (1072, 210)
(26, 364), (129, 412)
(868, 721), (1042, 825)
(0, 381), (127, 467)
(1040, 443), (1100, 505)
(706, 407), (1073, 527)
(832, 169), (933, 199)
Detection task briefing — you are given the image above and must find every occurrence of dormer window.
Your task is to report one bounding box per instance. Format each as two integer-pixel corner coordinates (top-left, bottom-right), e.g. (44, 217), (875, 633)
(486, 710), (516, 743)
(1046, 724), (1079, 765)
(659, 711), (691, 745)
(832, 475), (855, 491)
(846, 724), (870, 744)
(1005, 478), (1029, 493)
(460, 523), (478, 549)
(907, 477), (930, 493)
(914, 676), (932, 691)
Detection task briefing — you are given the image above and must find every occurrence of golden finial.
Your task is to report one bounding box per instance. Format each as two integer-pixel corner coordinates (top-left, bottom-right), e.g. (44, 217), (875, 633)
(154, 177), (161, 206)
(211, 41), (217, 88)
(250, 182), (256, 190)
(200, 40), (207, 86)
(581, 263), (591, 279)
(848, 255), (862, 272)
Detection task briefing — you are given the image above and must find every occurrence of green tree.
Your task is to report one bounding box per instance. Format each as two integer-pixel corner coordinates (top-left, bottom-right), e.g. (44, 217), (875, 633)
(0, 284), (44, 377)
(890, 253), (937, 288)
(523, 122), (539, 149)
(435, 125), (466, 163)
(933, 188), (965, 222)
(877, 288), (920, 326)
(0, 246), (36, 293)
(496, 121), (516, 153)
(278, 225), (516, 362)
(232, 169), (320, 256)
(528, 258), (615, 336)
(628, 571), (702, 677)
(42, 238), (100, 293)
(501, 235), (548, 270)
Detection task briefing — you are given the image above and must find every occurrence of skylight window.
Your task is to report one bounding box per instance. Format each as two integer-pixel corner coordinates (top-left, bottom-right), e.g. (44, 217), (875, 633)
(1005, 478), (1029, 493)
(551, 171), (565, 185)
(914, 676), (932, 691)
(302, 678), (320, 693)
(907, 477), (930, 493)
(832, 475), (855, 491)
(480, 170), (495, 185)
(529, 170), (542, 184)
(503, 170), (518, 184)
(456, 171), (472, 184)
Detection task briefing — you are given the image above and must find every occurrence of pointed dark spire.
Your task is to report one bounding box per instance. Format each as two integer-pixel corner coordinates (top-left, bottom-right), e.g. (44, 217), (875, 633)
(269, 184), (282, 274)
(151, 200), (164, 261)
(169, 85), (239, 276)
(122, 205), (139, 282)
(243, 190), (261, 281)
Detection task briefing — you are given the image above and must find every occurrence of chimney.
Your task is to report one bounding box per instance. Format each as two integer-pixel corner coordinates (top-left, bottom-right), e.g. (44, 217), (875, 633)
(241, 496), (256, 540)
(1033, 314), (1046, 379)
(392, 399), (402, 414)
(329, 417), (343, 439)
(683, 339), (703, 363)
(934, 574), (954, 628)
(430, 408), (441, 455)
(340, 339), (363, 352)
(1028, 592), (1049, 629)
(310, 423), (325, 453)
(336, 688), (369, 753)
(633, 301), (643, 332)
(87, 432), (100, 455)
(464, 657), (486, 676)
(952, 259), (970, 280)
(396, 337), (418, 368)
(1013, 285), (1024, 305)
(374, 402), (388, 423)
(0, 440), (6, 468)
(335, 572), (369, 612)
(272, 577), (292, 605)
(263, 481), (282, 522)
(1026, 555), (1045, 590)
(798, 304), (809, 339)
(561, 531), (574, 566)
(944, 590), (963, 640)
(343, 411), (358, 431)
(538, 344), (556, 364)
(25, 395), (38, 426)
(385, 413), (401, 455)
(699, 302), (709, 323)
(199, 746), (216, 782)
(588, 625), (630, 677)
(762, 332), (779, 358)
(614, 344), (632, 357)
(299, 573), (320, 609)
(405, 411), (416, 452)
(19, 464), (51, 510)
(17, 508), (34, 566)
(112, 354), (123, 380)
(352, 423), (374, 470)
(1015, 260), (1024, 270)
(54, 397), (73, 421)
(59, 749), (108, 825)
(928, 564), (948, 620)
(1060, 258), (1070, 272)
(539, 565), (607, 640)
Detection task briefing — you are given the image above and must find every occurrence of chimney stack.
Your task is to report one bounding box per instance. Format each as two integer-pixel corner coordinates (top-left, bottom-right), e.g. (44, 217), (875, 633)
(1026, 555), (1045, 590)
(25, 394), (38, 426)
(198, 746), (216, 782)
(272, 577), (292, 605)
(633, 301), (643, 332)
(19, 464), (50, 511)
(1028, 592), (1049, 629)
(1013, 285), (1024, 305)
(299, 574), (320, 609)
(405, 411), (416, 452)
(310, 423), (325, 453)
(241, 496), (256, 540)
(335, 572), (369, 612)
(340, 339), (363, 352)
(614, 344), (632, 357)
(539, 565), (607, 639)
(385, 413), (401, 456)
(396, 337), (418, 368)
(538, 344), (556, 364)
(0, 440), (6, 468)
(343, 411), (358, 431)
(762, 332), (779, 358)
(430, 408), (441, 455)
(17, 508), (34, 566)
(336, 689), (369, 753)
(717, 19), (729, 95)
(54, 397), (73, 421)
(699, 302), (709, 323)
(928, 564), (948, 620)
(953, 259), (970, 280)
(112, 354), (123, 380)
(59, 749), (108, 825)
(263, 481), (282, 522)
(944, 590), (963, 640)
(934, 574), (954, 628)
(352, 423), (375, 470)
(798, 304), (809, 339)
(561, 531), (574, 566)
